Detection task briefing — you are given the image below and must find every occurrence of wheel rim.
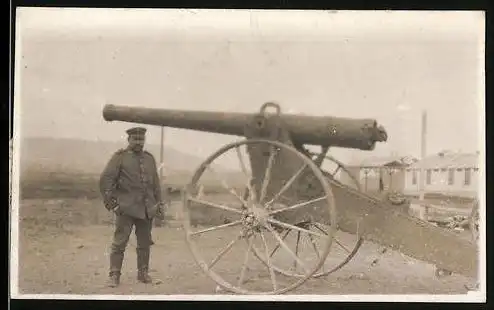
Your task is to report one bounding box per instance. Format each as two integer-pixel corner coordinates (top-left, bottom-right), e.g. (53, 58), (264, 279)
(181, 139), (337, 295)
(251, 153), (364, 278)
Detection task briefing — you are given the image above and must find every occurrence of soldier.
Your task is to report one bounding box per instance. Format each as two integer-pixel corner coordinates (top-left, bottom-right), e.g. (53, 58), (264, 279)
(99, 127), (165, 287)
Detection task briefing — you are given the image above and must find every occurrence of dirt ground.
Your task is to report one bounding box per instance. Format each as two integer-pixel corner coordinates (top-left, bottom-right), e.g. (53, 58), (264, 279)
(15, 198), (478, 296)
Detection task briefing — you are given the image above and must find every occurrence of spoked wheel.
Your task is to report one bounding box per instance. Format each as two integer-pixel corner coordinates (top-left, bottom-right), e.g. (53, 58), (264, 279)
(181, 139), (337, 295)
(251, 152), (364, 278)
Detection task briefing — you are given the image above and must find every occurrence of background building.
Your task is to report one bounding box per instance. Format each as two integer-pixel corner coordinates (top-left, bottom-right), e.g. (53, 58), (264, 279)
(403, 150), (480, 198)
(343, 155), (417, 193)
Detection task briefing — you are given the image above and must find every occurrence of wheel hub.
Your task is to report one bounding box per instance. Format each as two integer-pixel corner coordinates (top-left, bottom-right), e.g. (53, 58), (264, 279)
(241, 205), (270, 233)
(252, 205), (269, 222)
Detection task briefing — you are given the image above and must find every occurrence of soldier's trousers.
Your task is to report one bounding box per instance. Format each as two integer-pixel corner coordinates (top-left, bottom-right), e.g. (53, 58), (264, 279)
(109, 213), (153, 275)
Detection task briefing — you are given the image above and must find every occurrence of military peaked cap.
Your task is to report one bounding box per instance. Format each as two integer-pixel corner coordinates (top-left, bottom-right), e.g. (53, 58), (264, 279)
(126, 127), (147, 136)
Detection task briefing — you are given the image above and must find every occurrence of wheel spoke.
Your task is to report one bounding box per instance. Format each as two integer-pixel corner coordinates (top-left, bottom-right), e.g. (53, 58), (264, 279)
(307, 223), (329, 273)
(311, 222), (350, 253)
(237, 235), (254, 286)
(207, 235), (242, 270)
(311, 222), (329, 235)
(264, 223), (311, 275)
(293, 231), (301, 270)
(235, 145), (250, 177)
(188, 220), (242, 236)
(259, 146), (277, 203)
(308, 233), (321, 259)
(267, 218), (329, 239)
(207, 166), (247, 206)
(188, 197), (243, 214)
(260, 230), (278, 291)
(269, 229), (291, 257)
(268, 196), (327, 216)
(235, 146), (256, 203)
(266, 163), (308, 207)
(333, 238), (351, 254)
(308, 233), (324, 273)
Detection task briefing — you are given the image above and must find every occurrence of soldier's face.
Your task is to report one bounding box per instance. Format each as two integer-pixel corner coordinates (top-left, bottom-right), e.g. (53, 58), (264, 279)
(128, 135), (145, 152)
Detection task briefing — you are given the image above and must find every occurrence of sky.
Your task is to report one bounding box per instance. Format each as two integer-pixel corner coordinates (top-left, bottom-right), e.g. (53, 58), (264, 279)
(14, 8), (485, 165)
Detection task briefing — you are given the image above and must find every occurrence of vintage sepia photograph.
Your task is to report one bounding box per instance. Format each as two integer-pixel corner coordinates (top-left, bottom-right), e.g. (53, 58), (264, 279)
(10, 8), (485, 301)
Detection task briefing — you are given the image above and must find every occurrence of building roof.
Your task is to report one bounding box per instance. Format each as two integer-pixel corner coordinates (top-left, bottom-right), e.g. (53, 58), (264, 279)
(408, 151), (479, 170)
(349, 155), (417, 168)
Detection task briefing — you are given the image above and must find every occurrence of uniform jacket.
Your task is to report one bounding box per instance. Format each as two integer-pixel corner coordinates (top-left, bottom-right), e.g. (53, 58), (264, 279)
(99, 147), (162, 219)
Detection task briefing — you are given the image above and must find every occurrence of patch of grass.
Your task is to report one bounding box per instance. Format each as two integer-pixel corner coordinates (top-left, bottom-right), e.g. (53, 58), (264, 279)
(19, 198), (115, 229)
(18, 170), (245, 201)
(20, 171), (101, 200)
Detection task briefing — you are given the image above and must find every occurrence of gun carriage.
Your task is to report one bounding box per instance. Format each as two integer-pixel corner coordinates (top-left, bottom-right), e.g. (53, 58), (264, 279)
(103, 102), (479, 295)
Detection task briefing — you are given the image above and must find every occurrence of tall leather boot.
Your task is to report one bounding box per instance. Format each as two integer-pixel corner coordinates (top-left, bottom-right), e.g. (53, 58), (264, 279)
(107, 251), (124, 287)
(136, 248), (152, 283)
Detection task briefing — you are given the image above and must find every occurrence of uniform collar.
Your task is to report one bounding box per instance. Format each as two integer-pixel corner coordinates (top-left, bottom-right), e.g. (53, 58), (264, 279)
(126, 146), (144, 155)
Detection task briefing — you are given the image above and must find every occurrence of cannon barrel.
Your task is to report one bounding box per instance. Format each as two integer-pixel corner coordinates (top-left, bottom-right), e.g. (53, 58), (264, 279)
(103, 104), (388, 150)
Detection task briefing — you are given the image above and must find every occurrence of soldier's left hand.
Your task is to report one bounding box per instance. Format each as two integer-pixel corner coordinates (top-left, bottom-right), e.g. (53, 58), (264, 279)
(157, 212), (165, 221)
(112, 205), (123, 215)
(156, 203), (166, 220)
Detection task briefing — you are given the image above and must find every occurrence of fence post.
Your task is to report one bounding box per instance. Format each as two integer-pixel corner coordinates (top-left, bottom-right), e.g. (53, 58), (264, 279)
(155, 126), (166, 227)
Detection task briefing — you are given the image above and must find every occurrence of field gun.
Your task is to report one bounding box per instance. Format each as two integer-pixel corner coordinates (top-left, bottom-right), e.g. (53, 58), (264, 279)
(103, 102), (479, 295)
(103, 103), (388, 151)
